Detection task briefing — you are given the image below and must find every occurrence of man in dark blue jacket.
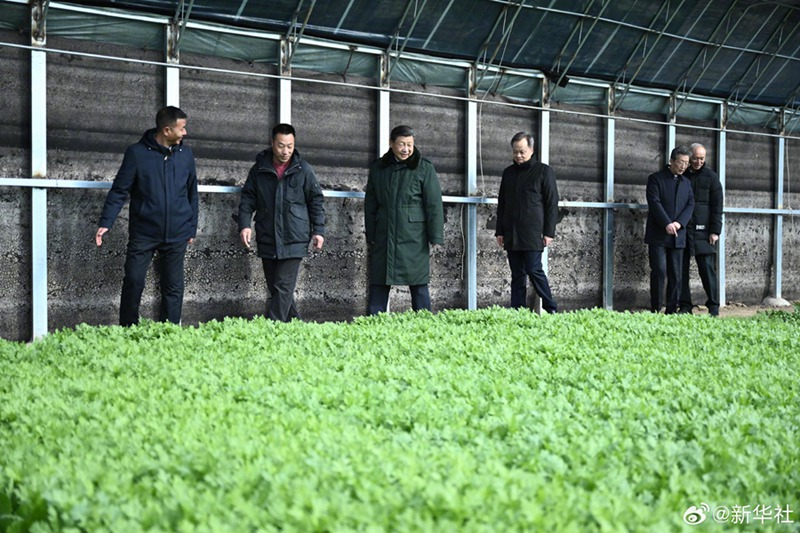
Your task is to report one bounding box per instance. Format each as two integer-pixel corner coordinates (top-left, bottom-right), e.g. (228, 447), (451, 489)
(679, 143), (724, 316)
(96, 106), (198, 326)
(645, 145), (694, 314)
(237, 124), (325, 322)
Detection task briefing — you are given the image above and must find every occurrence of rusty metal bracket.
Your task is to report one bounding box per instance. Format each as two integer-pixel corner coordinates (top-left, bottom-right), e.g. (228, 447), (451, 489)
(31, 0), (49, 46)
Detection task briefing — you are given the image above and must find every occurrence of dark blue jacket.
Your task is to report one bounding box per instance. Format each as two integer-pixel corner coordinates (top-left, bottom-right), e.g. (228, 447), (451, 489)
(237, 149), (325, 259)
(644, 166), (694, 249)
(98, 129), (198, 242)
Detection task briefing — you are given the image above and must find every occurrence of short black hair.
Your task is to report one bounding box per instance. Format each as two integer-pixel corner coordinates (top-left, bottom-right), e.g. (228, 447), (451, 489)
(390, 125), (415, 142)
(511, 131), (534, 149)
(670, 145), (692, 161)
(272, 123), (296, 139)
(156, 106), (187, 130)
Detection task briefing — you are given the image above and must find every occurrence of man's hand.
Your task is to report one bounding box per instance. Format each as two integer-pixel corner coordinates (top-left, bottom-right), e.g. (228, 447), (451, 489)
(240, 228), (252, 249)
(709, 233), (719, 245)
(543, 236), (553, 247)
(496, 235), (504, 247)
(95, 227), (109, 247)
(666, 222), (681, 236)
(311, 235), (324, 250)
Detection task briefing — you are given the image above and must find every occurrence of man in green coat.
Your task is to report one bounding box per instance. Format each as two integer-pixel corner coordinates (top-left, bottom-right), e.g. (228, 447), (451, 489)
(364, 125), (444, 315)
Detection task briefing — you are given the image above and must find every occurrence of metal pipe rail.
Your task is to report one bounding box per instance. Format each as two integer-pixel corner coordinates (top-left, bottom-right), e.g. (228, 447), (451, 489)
(3, 178), (799, 215)
(3, 175), (796, 339)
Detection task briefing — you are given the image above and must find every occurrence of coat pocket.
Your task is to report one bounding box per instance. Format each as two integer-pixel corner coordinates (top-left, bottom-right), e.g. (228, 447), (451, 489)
(286, 203), (310, 243)
(407, 206), (425, 223)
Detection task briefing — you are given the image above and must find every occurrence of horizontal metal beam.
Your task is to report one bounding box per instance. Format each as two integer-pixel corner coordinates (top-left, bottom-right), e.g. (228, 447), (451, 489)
(4, 39), (797, 142)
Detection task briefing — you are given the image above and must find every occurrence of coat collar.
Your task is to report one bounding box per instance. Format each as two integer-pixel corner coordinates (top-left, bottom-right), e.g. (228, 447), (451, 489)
(514, 158), (536, 170)
(379, 147), (421, 170)
(685, 164), (706, 179)
(141, 128), (181, 156)
(256, 149), (302, 171)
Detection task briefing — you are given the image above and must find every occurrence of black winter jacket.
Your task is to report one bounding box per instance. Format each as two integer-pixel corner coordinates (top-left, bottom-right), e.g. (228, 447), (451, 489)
(644, 167), (694, 249)
(98, 129), (198, 242)
(495, 158), (559, 252)
(237, 149), (325, 259)
(685, 164), (723, 256)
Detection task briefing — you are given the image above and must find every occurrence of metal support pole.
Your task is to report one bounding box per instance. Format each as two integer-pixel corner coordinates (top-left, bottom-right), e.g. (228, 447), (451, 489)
(378, 53), (390, 157)
(662, 105), (677, 159)
(667, 97), (677, 157)
(667, 123), (677, 155)
(31, 13), (48, 338)
(279, 37), (292, 123)
(31, 187), (48, 339)
(279, 78), (292, 124)
(537, 83), (551, 314)
(717, 104), (727, 307)
(603, 105), (616, 310)
(773, 135), (785, 299)
(378, 90), (390, 157)
(465, 70), (478, 310)
(376, 57), (391, 311)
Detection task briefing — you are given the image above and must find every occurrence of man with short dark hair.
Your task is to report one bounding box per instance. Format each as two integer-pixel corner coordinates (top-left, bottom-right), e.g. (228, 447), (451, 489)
(645, 145), (695, 314)
(364, 125), (444, 315)
(96, 106), (198, 327)
(495, 131), (560, 313)
(679, 143), (724, 316)
(237, 123), (325, 322)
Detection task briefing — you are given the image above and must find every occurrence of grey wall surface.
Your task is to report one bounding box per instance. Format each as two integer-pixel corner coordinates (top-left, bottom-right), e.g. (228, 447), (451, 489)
(1, 28), (798, 341)
(0, 31), (30, 179)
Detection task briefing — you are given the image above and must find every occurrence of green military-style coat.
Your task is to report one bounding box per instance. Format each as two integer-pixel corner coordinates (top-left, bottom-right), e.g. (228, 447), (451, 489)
(364, 148), (444, 286)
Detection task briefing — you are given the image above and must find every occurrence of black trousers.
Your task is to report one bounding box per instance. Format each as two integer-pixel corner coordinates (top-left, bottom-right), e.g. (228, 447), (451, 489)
(648, 245), (683, 314)
(507, 250), (557, 313)
(680, 252), (719, 315)
(120, 238), (188, 326)
(262, 258), (302, 322)
(368, 284), (431, 315)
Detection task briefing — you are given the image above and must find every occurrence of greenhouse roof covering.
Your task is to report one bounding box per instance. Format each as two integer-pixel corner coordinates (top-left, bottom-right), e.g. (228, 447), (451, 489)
(8, 0), (800, 116)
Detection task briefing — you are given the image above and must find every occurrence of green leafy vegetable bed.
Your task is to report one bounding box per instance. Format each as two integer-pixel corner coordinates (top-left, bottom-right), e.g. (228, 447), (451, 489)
(1, 308), (798, 532)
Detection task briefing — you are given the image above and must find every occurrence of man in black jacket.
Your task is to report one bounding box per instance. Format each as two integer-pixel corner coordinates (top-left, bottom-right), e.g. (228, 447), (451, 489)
(644, 145), (695, 314)
(237, 124), (325, 322)
(495, 131), (560, 313)
(96, 106), (198, 326)
(679, 143), (724, 316)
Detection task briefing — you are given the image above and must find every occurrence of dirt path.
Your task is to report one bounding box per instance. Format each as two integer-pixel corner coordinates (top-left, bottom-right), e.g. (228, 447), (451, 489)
(688, 301), (797, 318)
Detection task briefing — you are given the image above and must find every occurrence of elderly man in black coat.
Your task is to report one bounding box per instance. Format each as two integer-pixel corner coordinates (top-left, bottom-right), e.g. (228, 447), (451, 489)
(644, 145), (695, 314)
(679, 143), (724, 316)
(496, 131), (560, 313)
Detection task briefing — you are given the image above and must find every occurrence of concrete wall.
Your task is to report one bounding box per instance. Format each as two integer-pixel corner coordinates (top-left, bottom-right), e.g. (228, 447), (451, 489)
(1, 28), (798, 341)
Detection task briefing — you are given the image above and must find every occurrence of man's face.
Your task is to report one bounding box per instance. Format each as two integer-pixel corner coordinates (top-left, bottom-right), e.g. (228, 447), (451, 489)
(690, 147), (707, 171)
(272, 133), (295, 164)
(163, 118), (187, 146)
(670, 154), (690, 175)
(390, 135), (414, 161)
(512, 139), (534, 164)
